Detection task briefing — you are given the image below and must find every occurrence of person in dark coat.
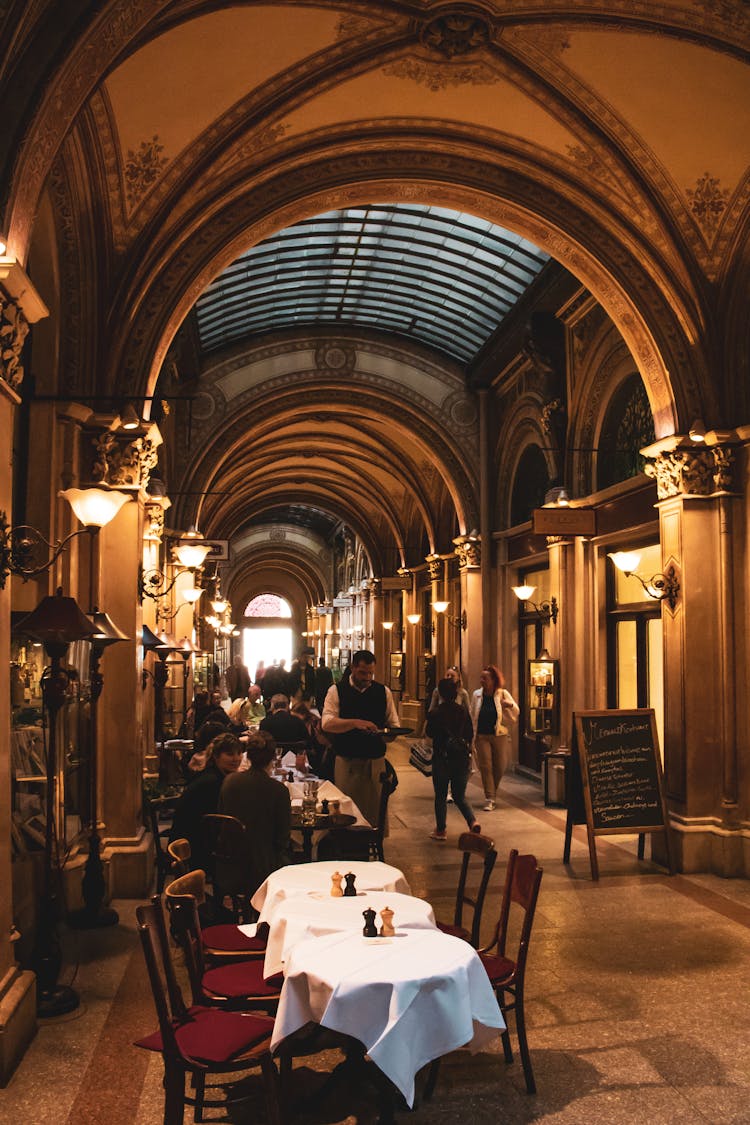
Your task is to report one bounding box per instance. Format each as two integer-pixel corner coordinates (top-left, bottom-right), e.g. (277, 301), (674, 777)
(260, 694), (310, 748)
(218, 731), (291, 896)
(288, 647), (317, 703)
(425, 677), (479, 841)
(225, 655), (251, 702)
(314, 656), (334, 711)
(169, 733), (243, 870)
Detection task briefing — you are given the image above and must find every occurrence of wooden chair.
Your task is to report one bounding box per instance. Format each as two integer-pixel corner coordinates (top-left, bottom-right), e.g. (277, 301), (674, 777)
(166, 889), (282, 1013)
(165, 869), (267, 962)
(478, 849), (544, 1094)
(436, 831), (497, 947)
(167, 838), (192, 876)
(134, 901), (281, 1125)
(320, 769), (395, 862)
(145, 796), (174, 894)
(201, 813), (251, 921)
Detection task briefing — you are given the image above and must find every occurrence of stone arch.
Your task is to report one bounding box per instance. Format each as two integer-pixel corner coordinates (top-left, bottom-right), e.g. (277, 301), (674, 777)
(101, 142), (711, 439)
(496, 394), (557, 529)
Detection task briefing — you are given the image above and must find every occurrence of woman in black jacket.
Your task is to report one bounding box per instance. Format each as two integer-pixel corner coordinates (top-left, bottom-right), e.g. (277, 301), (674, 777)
(425, 677), (480, 841)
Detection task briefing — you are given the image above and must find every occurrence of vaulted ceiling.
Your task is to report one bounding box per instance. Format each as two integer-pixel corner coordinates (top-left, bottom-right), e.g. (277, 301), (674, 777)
(3, 1), (749, 607)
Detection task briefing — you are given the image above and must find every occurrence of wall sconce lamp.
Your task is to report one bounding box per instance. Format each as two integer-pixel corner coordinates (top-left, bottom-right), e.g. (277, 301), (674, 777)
(139, 531), (212, 601)
(382, 620), (403, 643)
(512, 585), (559, 624)
(608, 551), (680, 610)
(0, 487), (130, 589)
(688, 418), (706, 443)
(119, 403), (140, 430)
(431, 601), (467, 630)
(406, 613), (422, 626)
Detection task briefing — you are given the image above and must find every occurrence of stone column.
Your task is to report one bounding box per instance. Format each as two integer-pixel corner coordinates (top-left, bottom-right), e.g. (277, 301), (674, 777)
(454, 534), (482, 690)
(0, 261), (47, 1077)
(644, 435), (747, 875)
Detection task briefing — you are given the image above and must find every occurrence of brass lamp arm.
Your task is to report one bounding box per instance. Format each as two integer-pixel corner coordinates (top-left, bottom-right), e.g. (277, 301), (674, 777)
(0, 513), (94, 588)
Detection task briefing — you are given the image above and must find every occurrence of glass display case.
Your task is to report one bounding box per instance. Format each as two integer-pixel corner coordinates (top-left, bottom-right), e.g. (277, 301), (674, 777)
(526, 656), (559, 736)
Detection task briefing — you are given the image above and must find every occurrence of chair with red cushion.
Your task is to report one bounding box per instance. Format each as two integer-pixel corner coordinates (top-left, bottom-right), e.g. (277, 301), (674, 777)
(201, 813), (252, 921)
(165, 869), (267, 962)
(134, 902), (281, 1125)
(167, 889), (281, 1013)
(478, 848), (543, 1094)
(436, 831), (497, 947)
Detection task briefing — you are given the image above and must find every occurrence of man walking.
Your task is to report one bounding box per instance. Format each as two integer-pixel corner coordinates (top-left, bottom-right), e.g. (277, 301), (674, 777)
(321, 650), (399, 827)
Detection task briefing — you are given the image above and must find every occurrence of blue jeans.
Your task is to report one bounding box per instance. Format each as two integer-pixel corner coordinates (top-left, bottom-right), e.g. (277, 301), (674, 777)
(432, 752), (474, 833)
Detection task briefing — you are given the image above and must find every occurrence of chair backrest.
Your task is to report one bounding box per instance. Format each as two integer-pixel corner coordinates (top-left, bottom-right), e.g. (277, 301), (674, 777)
(453, 831), (498, 947)
(201, 813), (246, 864)
(144, 797), (172, 887)
(492, 848), (543, 974)
(163, 883), (210, 1005)
(136, 899), (190, 1056)
(165, 866), (206, 905)
(167, 837), (192, 874)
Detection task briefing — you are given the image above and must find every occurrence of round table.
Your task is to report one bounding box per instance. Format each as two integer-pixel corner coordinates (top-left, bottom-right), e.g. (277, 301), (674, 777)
(251, 860), (412, 922)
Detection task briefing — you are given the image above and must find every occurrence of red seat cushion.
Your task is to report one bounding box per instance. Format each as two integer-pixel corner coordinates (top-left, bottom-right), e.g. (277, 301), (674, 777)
(436, 921), (470, 941)
(203, 924), (267, 953)
(479, 951), (516, 986)
(202, 959), (283, 999)
(135, 1006), (273, 1063)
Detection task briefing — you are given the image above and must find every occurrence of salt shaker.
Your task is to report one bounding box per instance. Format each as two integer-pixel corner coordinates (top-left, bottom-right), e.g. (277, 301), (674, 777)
(379, 907), (395, 937)
(330, 871), (343, 897)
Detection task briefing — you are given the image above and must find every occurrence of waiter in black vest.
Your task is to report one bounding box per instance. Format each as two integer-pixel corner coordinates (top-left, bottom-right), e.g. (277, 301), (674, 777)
(321, 649), (400, 827)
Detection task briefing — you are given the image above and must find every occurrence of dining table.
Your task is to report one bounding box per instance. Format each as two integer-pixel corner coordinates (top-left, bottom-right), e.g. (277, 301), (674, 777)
(258, 889), (436, 977)
(251, 859), (412, 923)
(270, 927), (505, 1107)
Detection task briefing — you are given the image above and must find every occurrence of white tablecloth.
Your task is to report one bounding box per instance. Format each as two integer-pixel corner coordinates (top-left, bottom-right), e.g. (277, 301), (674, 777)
(261, 890), (435, 976)
(271, 929), (504, 1106)
(251, 860), (411, 923)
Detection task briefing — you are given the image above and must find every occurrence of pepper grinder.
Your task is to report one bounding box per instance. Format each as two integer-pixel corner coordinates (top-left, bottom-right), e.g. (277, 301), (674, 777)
(362, 907), (378, 937)
(379, 906), (395, 937)
(343, 871), (357, 897)
(330, 871), (343, 897)
(321, 797), (329, 815)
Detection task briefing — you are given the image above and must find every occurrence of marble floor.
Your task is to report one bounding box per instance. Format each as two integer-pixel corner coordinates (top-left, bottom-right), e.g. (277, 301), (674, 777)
(2, 739), (749, 1124)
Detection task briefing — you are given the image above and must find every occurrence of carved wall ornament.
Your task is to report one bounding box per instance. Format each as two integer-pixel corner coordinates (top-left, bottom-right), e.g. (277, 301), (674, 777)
(315, 342), (356, 376)
(143, 500), (166, 543)
(419, 10), (492, 58)
(453, 533), (481, 570)
(90, 430), (159, 488)
(383, 57), (498, 90)
(425, 554), (442, 581)
(0, 291), (30, 391)
(644, 445), (735, 499)
(504, 23), (571, 56)
(540, 397), (565, 437)
(686, 172), (730, 242)
(124, 135), (169, 210)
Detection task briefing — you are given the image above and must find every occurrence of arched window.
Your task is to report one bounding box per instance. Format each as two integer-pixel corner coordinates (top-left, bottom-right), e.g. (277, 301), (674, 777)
(510, 445), (550, 527)
(244, 594), (292, 618)
(597, 374), (655, 490)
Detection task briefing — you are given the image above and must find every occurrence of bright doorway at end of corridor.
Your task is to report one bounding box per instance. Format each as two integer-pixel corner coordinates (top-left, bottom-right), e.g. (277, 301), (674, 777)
(243, 627), (292, 681)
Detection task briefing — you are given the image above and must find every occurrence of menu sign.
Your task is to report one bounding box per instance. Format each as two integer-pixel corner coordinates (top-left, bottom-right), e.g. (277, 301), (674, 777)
(565, 709), (673, 880)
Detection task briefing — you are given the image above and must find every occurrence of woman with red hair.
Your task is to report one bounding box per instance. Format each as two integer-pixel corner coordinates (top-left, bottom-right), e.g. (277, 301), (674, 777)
(470, 665), (519, 811)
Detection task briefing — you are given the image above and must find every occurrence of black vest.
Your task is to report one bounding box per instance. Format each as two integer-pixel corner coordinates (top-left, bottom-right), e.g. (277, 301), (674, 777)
(334, 678), (387, 760)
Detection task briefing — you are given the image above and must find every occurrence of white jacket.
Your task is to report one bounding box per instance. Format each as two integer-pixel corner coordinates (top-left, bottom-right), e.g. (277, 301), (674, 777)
(470, 687), (519, 737)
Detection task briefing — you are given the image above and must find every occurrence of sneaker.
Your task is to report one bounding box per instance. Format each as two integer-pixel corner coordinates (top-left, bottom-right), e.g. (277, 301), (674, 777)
(429, 830), (447, 841)
(482, 800), (495, 812)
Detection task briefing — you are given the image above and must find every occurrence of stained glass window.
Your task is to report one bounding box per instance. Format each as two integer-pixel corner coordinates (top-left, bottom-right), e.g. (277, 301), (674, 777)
(245, 594), (292, 618)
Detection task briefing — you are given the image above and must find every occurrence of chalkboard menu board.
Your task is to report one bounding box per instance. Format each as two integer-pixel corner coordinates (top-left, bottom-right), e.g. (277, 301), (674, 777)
(564, 709), (673, 880)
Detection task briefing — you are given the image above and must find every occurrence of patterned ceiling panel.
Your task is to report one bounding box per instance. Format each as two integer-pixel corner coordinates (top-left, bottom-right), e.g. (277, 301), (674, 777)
(195, 204), (548, 364)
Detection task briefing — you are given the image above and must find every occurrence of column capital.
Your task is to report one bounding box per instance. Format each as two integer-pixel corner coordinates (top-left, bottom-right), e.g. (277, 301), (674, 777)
(86, 421), (164, 491)
(643, 442), (737, 499)
(424, 553), (442, 581)
(453, 533), (481, 570)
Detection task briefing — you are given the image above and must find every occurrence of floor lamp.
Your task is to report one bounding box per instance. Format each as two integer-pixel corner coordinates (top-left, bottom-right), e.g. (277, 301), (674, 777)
(68, 608), (128, 930)
(19, 589), (97, 1016)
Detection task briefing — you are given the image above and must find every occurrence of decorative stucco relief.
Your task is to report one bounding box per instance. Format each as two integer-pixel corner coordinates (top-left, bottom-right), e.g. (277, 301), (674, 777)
(0, 291), (29, 391)
(382, 57), (499, 90)
(686, 172), (731, 244)
(644, 445), (736, 498)
(453, 533), (481, 570)
(90, 428), (160, 488)
(124, 135), (169, 211)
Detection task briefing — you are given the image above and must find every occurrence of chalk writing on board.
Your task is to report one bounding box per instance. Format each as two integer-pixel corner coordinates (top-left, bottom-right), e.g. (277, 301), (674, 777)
(578, 714), (663, 831)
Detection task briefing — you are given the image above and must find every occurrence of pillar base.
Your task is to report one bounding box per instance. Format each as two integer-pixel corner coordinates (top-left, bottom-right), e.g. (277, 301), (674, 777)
(668, 816), (750, 876)
(0, 966), (36, 1085)
(107, 829), (154, 897)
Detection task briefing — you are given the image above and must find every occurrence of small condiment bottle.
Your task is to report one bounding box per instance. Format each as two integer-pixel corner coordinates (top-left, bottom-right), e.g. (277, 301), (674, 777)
(330, 871), (343, 897)
(343, 872), (357, 897)
(379, 907), (395, 937)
